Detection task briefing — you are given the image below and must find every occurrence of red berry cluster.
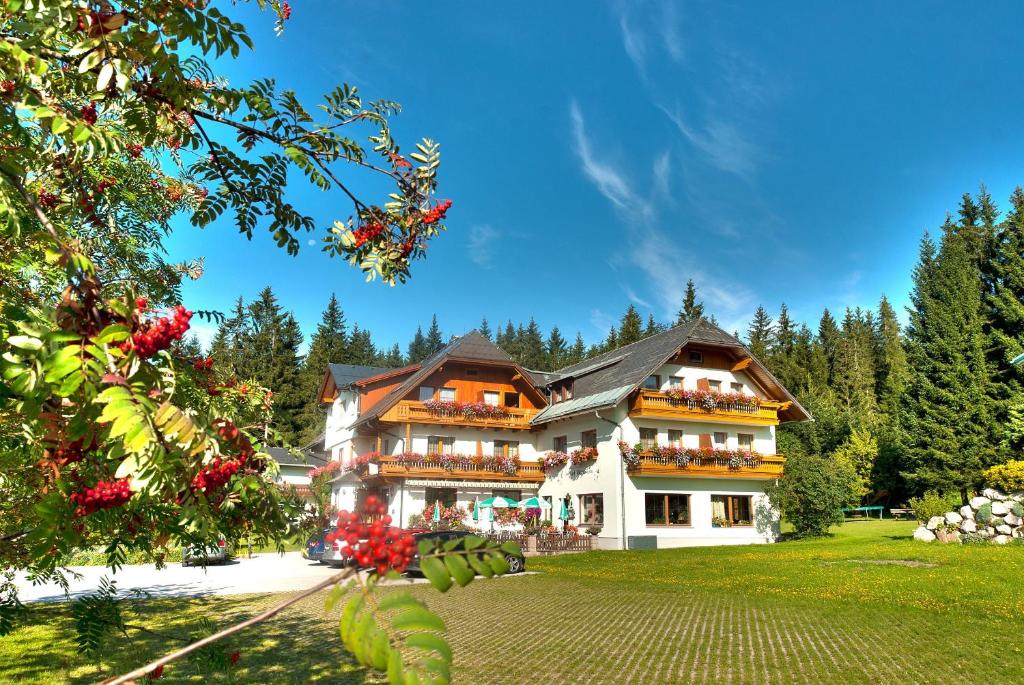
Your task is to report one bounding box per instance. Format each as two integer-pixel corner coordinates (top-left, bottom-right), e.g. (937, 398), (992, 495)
(192, 456), (240, 492)
(127, 144), (144, 158)
(230, 651), (241, 665)
(193, 356), (214, 371)
(0, 80), (14, 95)
(95, 176), (117, 193)
(421, 199), (452, 225)
(352, 221), (385, 248)
(70, 478), (133, 517)
(192, 420), (260, 493)
(121, 305), (192, 358)
(37, 189), (60, 209)
(326, 496), (417, 575)
(281, 2), (292, 20)
(81, 102), (97, 125)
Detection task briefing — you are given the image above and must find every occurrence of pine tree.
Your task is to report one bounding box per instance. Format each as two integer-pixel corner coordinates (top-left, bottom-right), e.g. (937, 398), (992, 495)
(901, 230), (995, 499)
(424, 315), (444, 356)
(346, 325), (378, 365)
(174, 333), (203, 360)
(209, 296), (247, 374)
(545, 326), (567, 371)
(618, 305), (643, 346)
(518, 319), (546, 369)
(817, 309), (841, 386)
(565, 333), (586, 367)
(479, 317), (492, 341)
(381, 343), (404, 367)
(746, 306), (774, 360)
(603, 326), (618, 352)
(833, 307), (877, 422)
(296, 295), (348, 442)
(767, 304), (801, 393)
(676, 279), (705, 324)
(643, 314), (661, 338)
(406, 326), (428, 363)
(873, 295), (908, 411)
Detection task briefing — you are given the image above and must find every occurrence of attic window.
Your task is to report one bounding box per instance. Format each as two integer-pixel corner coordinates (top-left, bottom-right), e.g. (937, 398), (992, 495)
(688, 350), (704, 365)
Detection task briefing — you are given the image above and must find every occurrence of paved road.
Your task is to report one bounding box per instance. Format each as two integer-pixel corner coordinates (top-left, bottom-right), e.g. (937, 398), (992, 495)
(16, 552), (358, 603)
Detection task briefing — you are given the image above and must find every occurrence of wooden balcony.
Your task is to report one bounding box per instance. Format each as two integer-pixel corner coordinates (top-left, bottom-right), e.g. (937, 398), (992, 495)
(379, 400), (537, 430)
(629, 390), (787, 426)
(371, 455), (546, 482)
(627, 452), (785, 479)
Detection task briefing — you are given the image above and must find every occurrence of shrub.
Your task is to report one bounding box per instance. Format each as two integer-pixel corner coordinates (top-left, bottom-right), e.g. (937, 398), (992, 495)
(984, 460), (1024, 493)
(907, 491), (959, 524)
(976, 503), (993, 524)
(765, 452), (859, 537)
(1012, 502), (1024, 518)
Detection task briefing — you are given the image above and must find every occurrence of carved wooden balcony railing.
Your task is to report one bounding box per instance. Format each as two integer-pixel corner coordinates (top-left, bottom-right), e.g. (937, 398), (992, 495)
(366, 455), (546, 482)
(629, 389), (787, 426)
(379, 400), (537, 430)
(626, 451), (785, 479)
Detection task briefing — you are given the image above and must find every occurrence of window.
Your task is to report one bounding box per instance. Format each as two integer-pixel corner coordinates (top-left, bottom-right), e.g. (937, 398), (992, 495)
(579, 494), (604, 525)
(688, 350), (704, 364)
(382, 439), (391, 455)
(645, 494), (690, 526)
(670, 376), (684, 389)
(552, 386), (562, 403)
(581, 429), (597, 449)
(439, 387), (456, 402)
(668, 429), (683, 448)
(494, 440), (519, 457)
(731, 382), (743, 393)
(713, 432), (728, 448)
(418, 386), (434, 401)
(708, 379), (722, 391)
(483, 391), (500, 406)
(425, 487), (457, 509)
(504, 392), (520, 408)
(639, 427), (658, 450)
(563, 382), (573, 400)
(426, 436), (455, 455)
(643, 375), (660, 390)
(738, 433), (754, 452)
(711, 495), (753, 527)
(553, 435), (567, 453)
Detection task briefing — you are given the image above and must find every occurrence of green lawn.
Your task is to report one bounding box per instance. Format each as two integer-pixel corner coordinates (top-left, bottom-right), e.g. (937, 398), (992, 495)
(4, 520), (1023, 683)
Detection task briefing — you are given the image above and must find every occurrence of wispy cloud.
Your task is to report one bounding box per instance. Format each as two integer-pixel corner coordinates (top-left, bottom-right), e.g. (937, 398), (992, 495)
(467, 224), (499, 268)
(569, 100), (650, 217)
(659, 1), (685, 64)
(659, 103), (759, 178)
(618, 14), (648, 78)
(624, 286), (653, 310)
(652, 149), (671, 197)
(590, 308), (616, 335)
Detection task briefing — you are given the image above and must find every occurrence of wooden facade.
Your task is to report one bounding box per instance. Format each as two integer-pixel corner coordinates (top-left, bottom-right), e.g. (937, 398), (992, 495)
(374, 455), (545, 482)
(629, 389), (788, 426)
(398, 361), (544, 409)
(627, 452), (785, 479)
(379, 400), (537, 430)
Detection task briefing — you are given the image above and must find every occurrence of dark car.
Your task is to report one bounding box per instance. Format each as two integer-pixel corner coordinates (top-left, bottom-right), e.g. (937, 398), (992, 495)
(303, 528), (332, 563)
(323, 527), (431, 569)
(405, 530), (525, 576)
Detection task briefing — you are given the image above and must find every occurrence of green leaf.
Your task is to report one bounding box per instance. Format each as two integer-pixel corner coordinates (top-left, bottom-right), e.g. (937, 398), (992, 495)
(324, 584), (345, 612)
(377, 592), (421, 612)
(419, 557), (451, 593)
(370, 628), (391, 670)
(339, 594), (364, 652)
(499, 541), (521, 556)
(405, 633), (452, 662)
(488, 553), (509, 576)
(72, 124), (90, 143)
(391, 606), (445, 632)
(443, 553), (474, 588)
(462, 535), (484, 551)
(466, 553), (493, 578)
(8, 335), (42, 351)
(387, 648), (404, 685)
(417, 539), (435, 556)
(352, 611), (375, 665)
(96, 63), (114, 91)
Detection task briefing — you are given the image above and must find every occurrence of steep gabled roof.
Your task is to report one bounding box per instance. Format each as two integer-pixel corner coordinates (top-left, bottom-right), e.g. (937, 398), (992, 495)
(265, 446), (329, 468)
(352, 330), (546, 429)
(531, 318), (811, 425)
(328, 364), (394, 388)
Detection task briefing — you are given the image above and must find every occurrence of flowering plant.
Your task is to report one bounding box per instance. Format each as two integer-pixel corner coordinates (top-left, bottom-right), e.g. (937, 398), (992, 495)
(619, 443), (759, 469)
(422, 399), (509, 420)
(419, 503), (468, 528)
(493, 508), (527, 525)
(308, 460), (342, 480)
(617, 441), (641, 468)
(543, 451), (569, 471)
(353, 452), (381, 467)
(571, 447), (599, 464)
(663, 388), (761, 412)
(392, 452), (519, 473)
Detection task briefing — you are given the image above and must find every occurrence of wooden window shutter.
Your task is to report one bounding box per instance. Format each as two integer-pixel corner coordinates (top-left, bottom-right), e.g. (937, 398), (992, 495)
(697, 378), (711, 391)
(476, 440), (483, 457)
(699, 433), (712, 450)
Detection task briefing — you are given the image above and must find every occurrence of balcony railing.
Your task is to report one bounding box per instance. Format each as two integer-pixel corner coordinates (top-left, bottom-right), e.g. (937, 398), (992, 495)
(380, 400), (537, 429)
(370, 455), (546, 482)
(626, 451), (785, 479)
(629, 389), (786, 425)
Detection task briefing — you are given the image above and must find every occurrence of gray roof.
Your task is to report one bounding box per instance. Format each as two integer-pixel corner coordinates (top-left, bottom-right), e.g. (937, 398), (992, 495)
(352, 330), (525, 428)
(265, 446), (329, 468)
(531, 318), (811, 425)
(328, 363), (394, 388)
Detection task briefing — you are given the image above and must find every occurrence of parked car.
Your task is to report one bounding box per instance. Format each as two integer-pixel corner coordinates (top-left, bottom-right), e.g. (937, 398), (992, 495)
(182, 537), (230, 566)
(404, 530), (525, 576)
(303, 528), (332, 563)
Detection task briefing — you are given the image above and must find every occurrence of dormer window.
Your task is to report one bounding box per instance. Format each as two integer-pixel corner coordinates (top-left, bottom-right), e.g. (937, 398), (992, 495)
(643, 375), (660, 390)
(418, 386), (434, 401)
(688, 350), (704, 365)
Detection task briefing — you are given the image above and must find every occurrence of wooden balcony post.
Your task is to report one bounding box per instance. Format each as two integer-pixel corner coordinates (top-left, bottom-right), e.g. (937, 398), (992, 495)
(405, 422), (411, 452)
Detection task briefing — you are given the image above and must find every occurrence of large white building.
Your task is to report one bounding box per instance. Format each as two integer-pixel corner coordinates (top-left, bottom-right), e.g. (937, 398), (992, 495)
(315, 319), (811, 549)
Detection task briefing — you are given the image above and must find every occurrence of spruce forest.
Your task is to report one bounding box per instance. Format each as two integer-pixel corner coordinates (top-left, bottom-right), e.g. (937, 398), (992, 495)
(200, 186), (1024, 504)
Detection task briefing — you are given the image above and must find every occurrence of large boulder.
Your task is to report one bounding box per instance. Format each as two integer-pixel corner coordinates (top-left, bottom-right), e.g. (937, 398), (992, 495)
(960, 519), (977, 533)
(996, 524), (1013, 536)
(944, 511), (963, 526)
(1004, 512), (1022, 527)
(913, 526), (936, 542)
(982, 488), (1006, 502)
(935, 529), (960, 543)
(970, 496), (991, 510)
(991, 501), (1009, 517)
(993, 535), (1010, 545)
(959, 505), (975, 520)
(926, 516), (945, 531)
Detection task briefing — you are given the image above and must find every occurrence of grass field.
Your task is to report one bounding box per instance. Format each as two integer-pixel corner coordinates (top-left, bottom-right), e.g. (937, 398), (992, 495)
(4, 520), (1023, 683)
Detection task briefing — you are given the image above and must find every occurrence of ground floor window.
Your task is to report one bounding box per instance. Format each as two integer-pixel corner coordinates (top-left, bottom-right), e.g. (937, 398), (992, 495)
(579, 493), (604, 525)
(425, 487), (457, 509)
(644, 493), (690, 526)
(711, 495), (753, 527)
(494, 440), (519, 457)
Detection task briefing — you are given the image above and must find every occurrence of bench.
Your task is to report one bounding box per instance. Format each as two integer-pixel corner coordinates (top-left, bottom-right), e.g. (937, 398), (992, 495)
(890, 508), (914, 520)
(842, 505), (884, 520)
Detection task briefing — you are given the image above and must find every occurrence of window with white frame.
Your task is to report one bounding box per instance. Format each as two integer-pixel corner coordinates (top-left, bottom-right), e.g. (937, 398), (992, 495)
(439, 387), (456, 402)
(668, 429), (683, 448)
(426, 436), (455, 455)
(708, 379), (722, 392)
(418, 386), (434, 401)
(738, 433), (754, 452)
(713, 432), (728, 448)
(643, 375), (660, 390)
(553, 435), (567, 452)
(581, 430), (597, 449)
(639, 427), (658, 451)
(579, 494), (604, 525)
(731, 382), (743, 393)
(483, 391), (500, 406)
(494, 440), (519, 457)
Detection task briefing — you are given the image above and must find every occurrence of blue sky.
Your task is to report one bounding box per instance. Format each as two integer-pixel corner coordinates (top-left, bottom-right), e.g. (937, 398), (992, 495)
(166, 1), (1024, 351)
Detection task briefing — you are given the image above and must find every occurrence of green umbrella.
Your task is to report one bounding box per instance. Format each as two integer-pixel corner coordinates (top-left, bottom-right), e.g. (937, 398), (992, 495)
(559, 499), (569, 521)
(479, 495), (519, 508)
(472, 496), (480, 522)
(518, 496), (552, 509)
(432, 500), (441, 523)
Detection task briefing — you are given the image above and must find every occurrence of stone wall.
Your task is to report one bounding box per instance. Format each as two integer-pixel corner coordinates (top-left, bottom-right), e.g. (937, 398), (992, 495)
(913, 488), (1024, 544)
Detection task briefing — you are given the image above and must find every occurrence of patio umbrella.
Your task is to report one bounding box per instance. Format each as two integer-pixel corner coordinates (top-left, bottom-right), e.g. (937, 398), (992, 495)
(472, 496), (480, 523)
(478, 495), (519, 509)
(518, 496), (552, 509)
(559, 499), (569, 522)
(432, 500), (441, 524)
